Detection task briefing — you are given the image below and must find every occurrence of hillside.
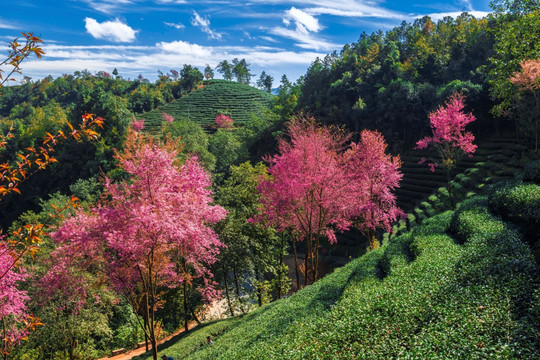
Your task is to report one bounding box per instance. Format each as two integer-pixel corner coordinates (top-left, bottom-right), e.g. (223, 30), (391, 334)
(132, 177), (540, 359)
(140, 80), (275, 132)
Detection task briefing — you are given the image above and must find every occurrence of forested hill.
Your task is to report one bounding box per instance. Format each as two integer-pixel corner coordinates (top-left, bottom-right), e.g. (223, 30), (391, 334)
(140, 79), (275, 133)
(294, 11), (537, 154)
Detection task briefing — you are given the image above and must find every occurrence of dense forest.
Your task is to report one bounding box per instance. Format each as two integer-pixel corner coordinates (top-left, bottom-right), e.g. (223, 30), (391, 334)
(1, 1), (540, 359)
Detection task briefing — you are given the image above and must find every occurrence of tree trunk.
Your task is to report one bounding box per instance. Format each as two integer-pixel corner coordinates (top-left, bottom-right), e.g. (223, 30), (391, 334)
(142, 306), (149, 351)
(314, 235), (320, 282)
(233, 262), (244, 313)
(293, 237), (300, 291)
(255, 267), (262, 307)
(446, 170), (454, 208)
(277, 232), (285, 299)
(183, 281), (189, 333)
(223, 263), (235, 316)
(190, 307), (202, 326)
(147, 292), (158, 360)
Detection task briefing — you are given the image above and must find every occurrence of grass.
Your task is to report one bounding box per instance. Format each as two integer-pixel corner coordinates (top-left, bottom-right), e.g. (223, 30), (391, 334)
(131, 317), (240, 360)
(151, 183), (539, 359)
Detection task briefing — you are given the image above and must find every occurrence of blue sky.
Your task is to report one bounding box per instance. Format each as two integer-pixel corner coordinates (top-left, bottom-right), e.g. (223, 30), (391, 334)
(1, 0), (492, 85)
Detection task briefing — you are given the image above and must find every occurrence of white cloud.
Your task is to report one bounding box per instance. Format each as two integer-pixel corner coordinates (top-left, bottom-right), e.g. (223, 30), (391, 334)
(459, 0), (474, 11)
(422, 11), (490, 21)
(164, 21), (185, 30)
(15, 41), (324, 84)
(85, 18), (138, 42)
(259, 36), (279, 43)
(306, 6), (403, 19)
(0, 20), (16, 30)
(270, 6), (338, 51)
(284, 7), (321, 34)
(83, 0), (135, 14)
(191, 11), (222, 40)
(156, 0), (187, 3)
(248, 0), (405, 19)
(270, 27), (339, 51)
(157, 40), (212, 58)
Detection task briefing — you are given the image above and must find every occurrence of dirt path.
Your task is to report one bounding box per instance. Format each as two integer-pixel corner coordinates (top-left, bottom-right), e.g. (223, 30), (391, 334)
(97, 322), (197, 360)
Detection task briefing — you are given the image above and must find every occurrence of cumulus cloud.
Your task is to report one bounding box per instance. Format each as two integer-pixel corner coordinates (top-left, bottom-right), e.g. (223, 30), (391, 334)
(284, 7), (321, 34)
(16, 41), (324, 84)
(191, 11), (222, 40)
(164, 21), (185, 30)
(271, 6), (338, 51)
(84, 18), (138, 42)
(157, 40), (212, 58)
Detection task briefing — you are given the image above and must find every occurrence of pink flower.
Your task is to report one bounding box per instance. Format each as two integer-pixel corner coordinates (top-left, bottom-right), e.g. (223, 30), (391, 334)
(131, 117), (145, 132)
(162, 112), (174, 124)
(215, 114), (233, 128)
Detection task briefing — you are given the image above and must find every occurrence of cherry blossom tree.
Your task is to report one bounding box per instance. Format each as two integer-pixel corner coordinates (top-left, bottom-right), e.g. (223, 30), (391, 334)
(416, 92), (477, 206)
(215, 113), (233, 129)
(255, 119), (403, 286)
(162, 112), (174, 124)
(52, 127), (226, 360)
(345, 130), (403, 249)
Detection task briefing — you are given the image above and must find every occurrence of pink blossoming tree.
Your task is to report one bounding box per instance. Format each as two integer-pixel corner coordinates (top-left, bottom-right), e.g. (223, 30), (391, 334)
(51, 128), (226, 360)
(345, 130), (404, 249)
(215, 113), (233, 129)
(0, 246), (37, 356)
(131, 117), (145, 132)
(162, 112), (174, 124)
(416, 92), (477, 206)
(256, 118), (402, 285)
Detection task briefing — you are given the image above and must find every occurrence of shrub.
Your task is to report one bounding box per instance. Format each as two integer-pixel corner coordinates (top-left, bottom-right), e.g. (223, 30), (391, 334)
(522, 159), (540, 183)
(488, 182), (540, 235)
(449, 196), (508, 244)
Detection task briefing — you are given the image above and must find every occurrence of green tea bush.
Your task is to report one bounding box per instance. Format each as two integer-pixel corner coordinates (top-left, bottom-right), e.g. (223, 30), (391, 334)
(488, 183), (540, 238)
(522, 159), (540, 183)
(132, 317), (239, 360)
(156, 206), (538, 360)
(449, 196), (506, 244)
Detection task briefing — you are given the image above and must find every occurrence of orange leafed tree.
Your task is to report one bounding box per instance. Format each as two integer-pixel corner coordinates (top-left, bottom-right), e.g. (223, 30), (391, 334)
(510, 59), (540, 151)
(0, 33), (104, 355)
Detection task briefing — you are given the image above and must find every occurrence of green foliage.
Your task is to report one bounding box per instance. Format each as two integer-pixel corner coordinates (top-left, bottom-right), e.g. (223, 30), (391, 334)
(488, 182), (540, 239)
(131, 318), (239, 360)
(140, 80), (274, 132)
(209, 129), (249, 175)
(488, 10), (540, 118)
(450, 196), (504, 243)
(522, 159), (540, 183)
(152, 203), (538, 359)
(165, 118), (216, 171)
(298, 14), (493, 151)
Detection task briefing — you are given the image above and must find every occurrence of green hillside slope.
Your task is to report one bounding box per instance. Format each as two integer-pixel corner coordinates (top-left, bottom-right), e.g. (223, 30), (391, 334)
(134, 181), (540, 360)
(140, 80), (274, 132)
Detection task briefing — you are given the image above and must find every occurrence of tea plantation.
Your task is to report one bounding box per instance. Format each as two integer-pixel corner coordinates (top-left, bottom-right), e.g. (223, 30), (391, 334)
(140, 80), (274, 133)
(133, 179), (540, 359)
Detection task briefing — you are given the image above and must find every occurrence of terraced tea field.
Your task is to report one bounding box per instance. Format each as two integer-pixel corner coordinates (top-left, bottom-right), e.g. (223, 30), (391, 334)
(141, 80), (274, 133)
